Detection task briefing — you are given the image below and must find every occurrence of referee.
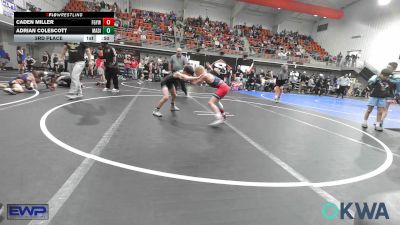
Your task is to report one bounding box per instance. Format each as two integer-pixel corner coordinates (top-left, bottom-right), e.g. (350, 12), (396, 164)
(169, 48), (188, 96)
(101, 42), (119, 93)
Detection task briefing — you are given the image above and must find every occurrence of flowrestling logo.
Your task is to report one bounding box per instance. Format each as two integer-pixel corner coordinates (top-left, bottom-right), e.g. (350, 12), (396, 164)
(322, 202), (389, 220)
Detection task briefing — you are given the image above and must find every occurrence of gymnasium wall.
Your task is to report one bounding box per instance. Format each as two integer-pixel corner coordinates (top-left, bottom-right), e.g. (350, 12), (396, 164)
(130, 0), (276, 28)
(131, 0), (184, 16)
(311, 0), (400, 70)
(27, 0), (68, 11)
(235, 9), (275, 29)
(277, 19), (314, 35)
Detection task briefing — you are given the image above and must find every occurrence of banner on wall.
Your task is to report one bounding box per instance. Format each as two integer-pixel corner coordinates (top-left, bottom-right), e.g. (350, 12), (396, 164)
(1, 0), (16, 17)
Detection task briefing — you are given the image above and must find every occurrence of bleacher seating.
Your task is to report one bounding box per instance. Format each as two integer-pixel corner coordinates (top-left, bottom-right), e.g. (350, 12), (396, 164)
(62, 0), (331, 63)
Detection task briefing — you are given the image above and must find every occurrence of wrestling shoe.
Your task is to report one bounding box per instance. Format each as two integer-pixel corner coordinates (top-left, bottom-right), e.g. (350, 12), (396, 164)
(170, 105), (180, 111)
(222, 112), (227, 120)
(209, 114), (224, 126)
(3, 88), (16, 95)
(102, 88), (110, 92)
(209, 118), (224, 127)
(375, 125), (383, 132)
(111, 88), (119, 93)
(153, 110), (162, 117)
(67, 93), (83, 100)
(361, 122), (368, 128)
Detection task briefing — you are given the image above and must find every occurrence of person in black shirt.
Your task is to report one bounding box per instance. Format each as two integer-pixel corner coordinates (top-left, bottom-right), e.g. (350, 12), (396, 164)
(255, 74), (262, 91)
(362, 68), (395, 131)
(26, 54), (36, 72)
(60, 42), (93, 99)
(274, 64), (289, 103)
(246, 73), (255, 91)
(53, 54), (59, 72)
(101, 42), (119, 93)
(16, 46), (23, 73)
(381, 62), (398, 126)
(314, 75), (325, 95)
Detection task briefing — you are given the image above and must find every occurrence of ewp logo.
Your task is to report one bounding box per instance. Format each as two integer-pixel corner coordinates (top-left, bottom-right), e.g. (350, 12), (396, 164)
(7, 204), (49, 220)
(322, 202), (389, 220)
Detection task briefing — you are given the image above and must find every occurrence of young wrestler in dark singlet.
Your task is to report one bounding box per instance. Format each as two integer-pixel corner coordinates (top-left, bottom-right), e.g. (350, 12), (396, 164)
(152, 65), (199, 117)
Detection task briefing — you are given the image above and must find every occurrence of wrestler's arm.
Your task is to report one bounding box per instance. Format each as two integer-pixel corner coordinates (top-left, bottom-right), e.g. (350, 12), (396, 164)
(191, 74), (207, 85)
(174, 72), (199, 81)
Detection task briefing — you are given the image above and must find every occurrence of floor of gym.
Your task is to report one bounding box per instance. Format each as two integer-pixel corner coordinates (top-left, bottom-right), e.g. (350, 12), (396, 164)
(0, 70), (399, 225)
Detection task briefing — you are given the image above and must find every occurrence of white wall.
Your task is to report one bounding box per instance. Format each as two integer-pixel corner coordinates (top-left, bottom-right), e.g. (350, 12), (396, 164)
(311, 0), (400, 70)
(129, 0), (276, 28)
(26, 0), (67, 11)
(235, 9), (274, 29)
(185, 1), (231, 23)
(131, 0), (183, 16)
(278, 19), (314, 35)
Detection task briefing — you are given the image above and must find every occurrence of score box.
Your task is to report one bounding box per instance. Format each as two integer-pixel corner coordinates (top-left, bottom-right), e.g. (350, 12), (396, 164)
(102, 26), (114, 34)
(102, 18), (114, 26)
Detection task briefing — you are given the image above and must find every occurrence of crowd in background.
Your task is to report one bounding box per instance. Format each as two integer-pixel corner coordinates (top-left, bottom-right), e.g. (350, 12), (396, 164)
(16, 41), (366, 99)
(225, 67), (365, 98)
(63, 1), (351, 67)
(3, 0), (365, 98)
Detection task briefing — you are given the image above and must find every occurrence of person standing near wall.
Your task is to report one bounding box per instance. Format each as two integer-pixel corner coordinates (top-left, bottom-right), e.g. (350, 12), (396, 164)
(60, 42), (93, 99)
(130, 57), (138, 80)
(21, 48), (27, 72)
(169, 48), (188, 96)
(41, 51), (50, 70)
(0, 45), (7, 71)
(123, 54), (131, 80)
(64, 51), (69, 72)
(336, 52), (342, 67)
(16, 46), (24, 73)
(26, 54), (36, 72)
(336, 74), (350, 99)
(95, 48), (105, 86)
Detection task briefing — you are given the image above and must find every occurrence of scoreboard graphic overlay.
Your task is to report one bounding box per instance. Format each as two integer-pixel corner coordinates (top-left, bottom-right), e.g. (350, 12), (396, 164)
(14, 12), (115, 42)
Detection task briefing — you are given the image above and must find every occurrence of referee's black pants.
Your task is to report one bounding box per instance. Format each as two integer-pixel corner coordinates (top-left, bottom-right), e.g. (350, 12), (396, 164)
(179, 80), (187, 95)
(105, 67), (119, 89)
(172, 70), (187, 95)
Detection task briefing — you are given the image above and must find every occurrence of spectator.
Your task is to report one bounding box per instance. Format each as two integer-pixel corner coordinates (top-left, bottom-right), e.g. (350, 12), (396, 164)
(95, 48), (105, 86)
(351, 54), (358, 67)
(0, 45), (7, 71)
(41, 51), (50, 70)
(123, 54), (131, 79)
(21, 48), (27, 72)
(130, 57), (139, 80)
(16, 46), (24, 73)
(336, 74), (351, 98)
(26, 54), (36, 72)
(137, 59), (145, 83)
(101, 42), (119, 93)
(336, 52), (342, 67)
